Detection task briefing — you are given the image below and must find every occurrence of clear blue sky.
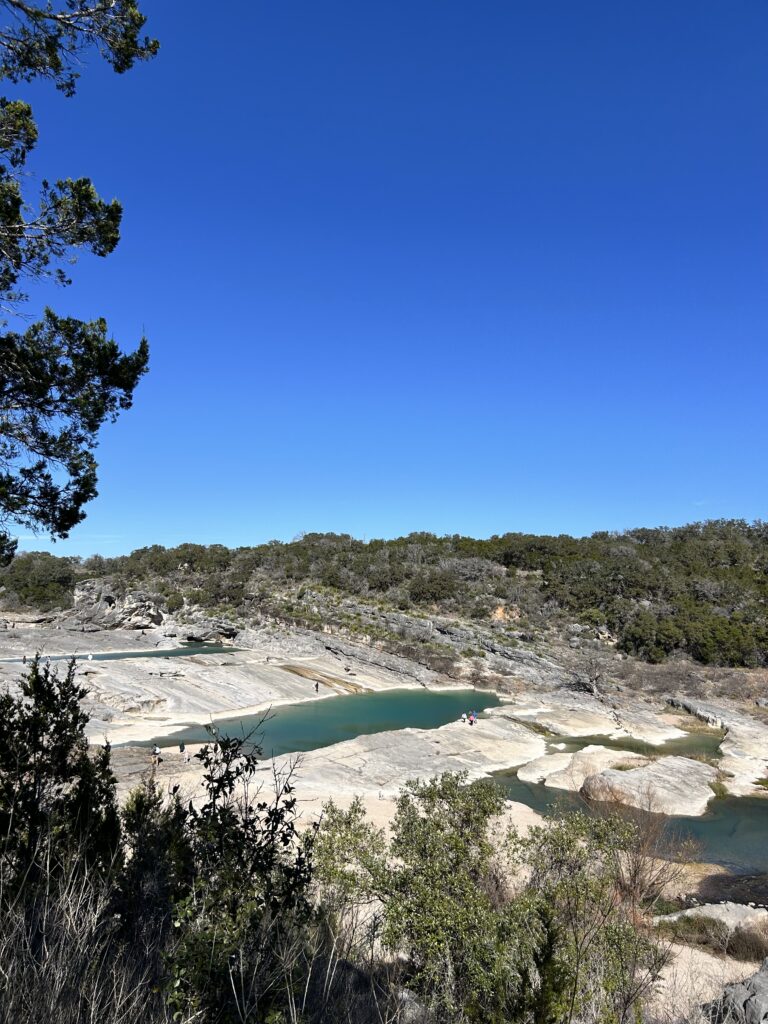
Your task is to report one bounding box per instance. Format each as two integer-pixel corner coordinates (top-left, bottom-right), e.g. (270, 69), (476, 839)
(14, 0), (768, 556)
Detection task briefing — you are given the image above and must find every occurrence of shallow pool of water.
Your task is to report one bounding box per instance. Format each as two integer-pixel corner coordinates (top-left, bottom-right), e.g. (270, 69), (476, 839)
(136, 687), (502, 757)
(494, 770), (768, 874)
(548, 730), (725, 760)
(1, 643), (239, 664)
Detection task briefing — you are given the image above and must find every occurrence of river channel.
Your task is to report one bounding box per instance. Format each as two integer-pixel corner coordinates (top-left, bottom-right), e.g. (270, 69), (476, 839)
(133, 687), (502, 757)
(492, 727), (768, 873)
(0, 642), (239, 664)
(131, 686), (768, 873)
(45, 641), (753, 878)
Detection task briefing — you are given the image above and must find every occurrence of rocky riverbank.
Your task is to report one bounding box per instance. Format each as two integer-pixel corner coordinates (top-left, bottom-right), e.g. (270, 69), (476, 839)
(2, 611), (768, 819)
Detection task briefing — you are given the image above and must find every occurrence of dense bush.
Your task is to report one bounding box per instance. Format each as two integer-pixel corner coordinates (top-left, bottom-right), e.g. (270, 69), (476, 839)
(315, 774), (672, 1024)
(0, 551), (77, 609)
(408, 568), (459, 603)
(164, 590), (184, 612)
(0, 659), (315, 1024)
(728, 922), (768, 961)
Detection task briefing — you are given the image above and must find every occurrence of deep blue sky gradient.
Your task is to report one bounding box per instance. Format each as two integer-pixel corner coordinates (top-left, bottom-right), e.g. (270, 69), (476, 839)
(13, 0), (768, 556)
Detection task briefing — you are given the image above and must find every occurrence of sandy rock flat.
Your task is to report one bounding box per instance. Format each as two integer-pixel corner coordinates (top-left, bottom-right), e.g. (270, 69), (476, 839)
(273, 714), (547, 806)
(491, 691), (686, 745)
(4, 620), (766, 830)
(0, 622), (477, 744)
(111, 720), (547, 838)
(649, 943), (760, 1024)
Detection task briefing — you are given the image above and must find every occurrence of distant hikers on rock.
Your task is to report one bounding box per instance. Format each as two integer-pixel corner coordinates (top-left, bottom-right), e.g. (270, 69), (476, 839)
(460, 710), (477, 725)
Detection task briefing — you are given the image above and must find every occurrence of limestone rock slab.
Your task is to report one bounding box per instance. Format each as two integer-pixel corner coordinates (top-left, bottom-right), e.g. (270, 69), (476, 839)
(656, 902), (768, 932)
(580, 756), (719, 816)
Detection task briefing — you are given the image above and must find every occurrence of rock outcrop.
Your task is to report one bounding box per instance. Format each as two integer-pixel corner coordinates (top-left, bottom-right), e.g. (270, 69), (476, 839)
(668, 697), (768, 798)
(580, 756), (719, 816)
(180, 618), (238, 641)
(517, 744), (649, 791)
(657, 902), (768, 932)
(69, 580), (165, 631)
(710, 958), (768, 1024)
(490, 691), (686, 745)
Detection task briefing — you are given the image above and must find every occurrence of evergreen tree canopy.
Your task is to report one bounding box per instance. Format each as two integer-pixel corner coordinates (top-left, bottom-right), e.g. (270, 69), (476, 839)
(0, 0), (157, 96)
(0, 1), (155, 563)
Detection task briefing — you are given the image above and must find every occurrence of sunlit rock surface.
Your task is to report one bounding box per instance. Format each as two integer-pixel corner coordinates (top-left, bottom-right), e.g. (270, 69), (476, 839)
(668, 697), (768, 798)
(581, 756), (719, 816)
(517, 744), (649, 791)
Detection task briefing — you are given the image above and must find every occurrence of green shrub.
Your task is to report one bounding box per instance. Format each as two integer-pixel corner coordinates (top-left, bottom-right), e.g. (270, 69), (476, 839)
(655, 914), (729, 953)
(6, 519), (768, 667)
(0, 657), (121, 890)
(728, 923), (768, 961)
(408, 569), (458, 604)
(0, 551), (77, 609)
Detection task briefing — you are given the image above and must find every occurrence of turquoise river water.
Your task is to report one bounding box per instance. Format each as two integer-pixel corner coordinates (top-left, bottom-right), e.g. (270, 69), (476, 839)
(135, 687), (502, 757)
(494, 767), (768, 875)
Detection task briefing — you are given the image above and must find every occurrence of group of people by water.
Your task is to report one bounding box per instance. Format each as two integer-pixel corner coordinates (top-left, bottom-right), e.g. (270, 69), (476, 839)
(460, 710), (478, 726)
(151, 741), (191, 766)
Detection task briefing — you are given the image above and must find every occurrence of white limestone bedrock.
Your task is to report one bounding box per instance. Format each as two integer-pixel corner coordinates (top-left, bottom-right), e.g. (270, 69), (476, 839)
(491, 691), (687, 745)
(273, 713), (548, 804)
(581, 756), (719, 816)
(0, 623), (488, 744)
(668, 697), (768, 798)
(655, 902), (768, 932)
(516, 744), (649, 790)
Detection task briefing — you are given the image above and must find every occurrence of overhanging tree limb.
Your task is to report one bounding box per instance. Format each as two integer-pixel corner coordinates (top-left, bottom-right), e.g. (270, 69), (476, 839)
(0, 0), (156, 562)
(0, 0), (158, 95)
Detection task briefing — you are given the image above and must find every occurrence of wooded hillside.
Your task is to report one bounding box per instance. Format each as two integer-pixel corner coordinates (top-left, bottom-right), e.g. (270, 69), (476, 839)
(3, 520), (766, 668)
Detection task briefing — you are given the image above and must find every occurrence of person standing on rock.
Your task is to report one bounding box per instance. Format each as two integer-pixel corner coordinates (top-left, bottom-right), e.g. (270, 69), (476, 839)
(314, 681), (319, 693)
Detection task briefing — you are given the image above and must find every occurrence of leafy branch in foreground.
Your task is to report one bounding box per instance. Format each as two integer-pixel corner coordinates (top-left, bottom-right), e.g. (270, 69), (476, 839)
(0, 0), (158, 96)
(0, 655), (120, 890)
(316, 772), (674, 1024)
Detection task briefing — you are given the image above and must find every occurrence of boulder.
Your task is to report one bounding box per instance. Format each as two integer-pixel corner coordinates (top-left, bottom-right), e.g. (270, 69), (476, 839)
(182, 618), (238, 641)
(517, 752), (573, 784)
(70, 580), (164, 630)
(546, 745), (649, 791)
(710, 958), (768, 1023)
(516, 745), (649, 791)
(580, 756), (719, 816)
